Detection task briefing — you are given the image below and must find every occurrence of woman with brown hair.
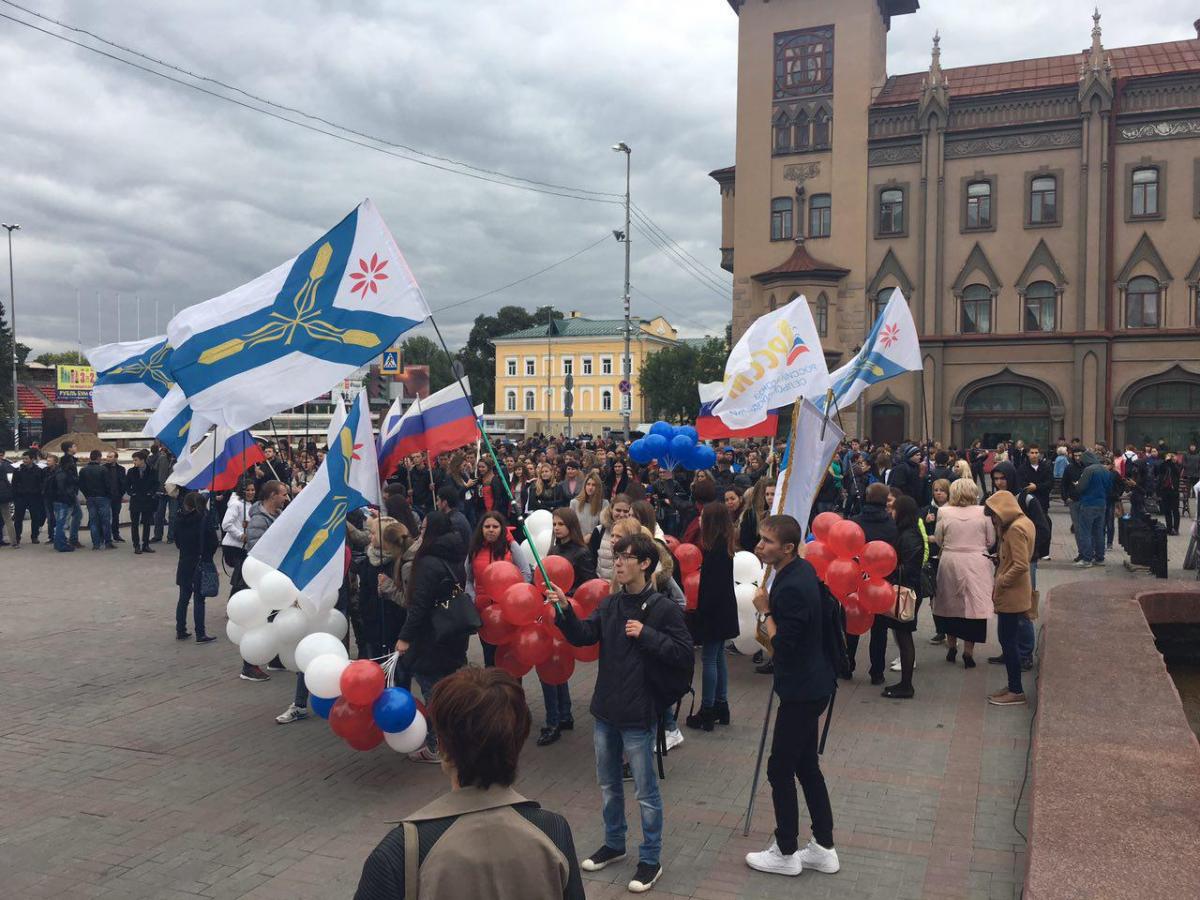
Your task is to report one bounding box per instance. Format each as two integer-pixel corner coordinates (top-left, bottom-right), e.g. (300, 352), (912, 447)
(739, 476), (776, 552)
(466, 510), (532, 667)
(358, 519), (412, 660)
(686, 501), (739, 731)
(570, 471), (609, 536)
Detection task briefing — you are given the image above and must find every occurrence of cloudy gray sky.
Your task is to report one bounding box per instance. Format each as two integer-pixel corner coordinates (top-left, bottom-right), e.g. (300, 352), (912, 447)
(3, 0), (1197, 357)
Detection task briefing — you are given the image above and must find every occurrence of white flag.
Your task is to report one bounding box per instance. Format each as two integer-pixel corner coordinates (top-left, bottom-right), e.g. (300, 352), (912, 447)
(772, 398), (845, 538)
(823, 289), (922, 412)
(86, 335), (173, 412)
(714, 296), (829, 430)
(142, 385), (211, 457)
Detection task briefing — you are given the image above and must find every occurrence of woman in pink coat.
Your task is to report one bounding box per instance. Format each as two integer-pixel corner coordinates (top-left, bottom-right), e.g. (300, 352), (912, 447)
(930, 478), (996, 668)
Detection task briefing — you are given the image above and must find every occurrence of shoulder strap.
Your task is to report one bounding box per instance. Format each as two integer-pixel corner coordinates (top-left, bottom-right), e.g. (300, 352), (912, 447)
(403, 820), (419, 900)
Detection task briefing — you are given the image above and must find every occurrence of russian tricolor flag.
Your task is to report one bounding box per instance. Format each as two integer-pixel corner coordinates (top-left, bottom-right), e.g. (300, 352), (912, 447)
(168, 428), (266, 493)
(378, 379), (479, 474)
(696, 382), (779, 441)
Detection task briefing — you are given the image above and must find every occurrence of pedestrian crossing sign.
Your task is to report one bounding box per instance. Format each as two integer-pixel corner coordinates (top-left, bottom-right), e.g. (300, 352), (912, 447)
(381, 349), (400, 374)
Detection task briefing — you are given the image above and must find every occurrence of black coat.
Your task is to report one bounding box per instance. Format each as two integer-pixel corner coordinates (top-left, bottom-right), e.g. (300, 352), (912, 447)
(125, 466), (159, 513)
(0, 460), (13, 502)
(78, 461), (108, 498)
(11, 462), (44, 498)
(49, 462), (79, 506)
(895, 525), (924, 592)
(174, 507), (218, 588)
(397, 532), (469, 679)
(768, 557), (835, 703)
(1017, 459), (1054, 511)
(692, 548), (739, 643)
(549, 541), (597, 594)
(888, 458), (923, 502)
(104, 463), (127, 501)
(556, 582), (694, 729)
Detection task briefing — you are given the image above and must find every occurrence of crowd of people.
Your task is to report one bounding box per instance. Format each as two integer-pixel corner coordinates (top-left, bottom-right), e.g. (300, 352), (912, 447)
(3, 426), (1197, 895)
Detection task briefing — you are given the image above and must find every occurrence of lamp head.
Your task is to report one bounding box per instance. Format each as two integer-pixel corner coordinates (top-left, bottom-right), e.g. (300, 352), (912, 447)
(612, 142), (630, 153)
(0, 224), (20, 232)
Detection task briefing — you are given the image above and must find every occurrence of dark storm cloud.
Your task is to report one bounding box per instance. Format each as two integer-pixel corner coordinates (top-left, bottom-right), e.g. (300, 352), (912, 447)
(1, 0), (1195, 356)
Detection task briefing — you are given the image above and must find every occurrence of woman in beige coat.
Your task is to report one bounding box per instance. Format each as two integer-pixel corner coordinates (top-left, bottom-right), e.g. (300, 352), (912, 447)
(984, 490), (1034, 707)
(930, 478), (995, 668)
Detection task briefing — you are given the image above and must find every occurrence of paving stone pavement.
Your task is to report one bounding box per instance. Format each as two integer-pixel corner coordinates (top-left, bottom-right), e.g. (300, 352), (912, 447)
(1, 506), (1191, 899)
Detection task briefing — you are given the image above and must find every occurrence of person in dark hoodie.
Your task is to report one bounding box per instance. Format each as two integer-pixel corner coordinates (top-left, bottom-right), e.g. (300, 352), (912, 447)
(393, 511), (469, 763)
(1073, 451), (1113, 567)
(988, 461), (1049, 670)
(888, 443), (924, 503)
(845, 483), (899, 683)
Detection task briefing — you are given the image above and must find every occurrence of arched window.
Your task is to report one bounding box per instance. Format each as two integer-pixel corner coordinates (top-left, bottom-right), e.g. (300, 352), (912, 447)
(794, 110), (810, 151)
(523, 390), (536, 412)
(773, 110), (792, 154)
(816, 293), (829, 337)
(1131, 167), (1159, 218)
(966, 181), (992, 229)
(505, 390), (517, 412)
(812, 110), (831, 149)
(601, 389), (613, 412)
(809, 193), (831, 238)
(1030, 176), (1057, 224)
(1023, 281), (1056, 332)
(768, 294), (778, 312)
(770, 197), (793, 241)
(878, 189), (904, 235)
(961, 284), (992, 334)
(1126, 276), (1160, 328)
(964, 383), (1050, 447)
(873, 286), (895, 323)
(1126, 379), (1200, 450)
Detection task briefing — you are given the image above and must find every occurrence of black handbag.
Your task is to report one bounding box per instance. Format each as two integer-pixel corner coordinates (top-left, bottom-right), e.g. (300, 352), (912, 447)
(195, 558), (220, 599)
(430, 560), (481, 643)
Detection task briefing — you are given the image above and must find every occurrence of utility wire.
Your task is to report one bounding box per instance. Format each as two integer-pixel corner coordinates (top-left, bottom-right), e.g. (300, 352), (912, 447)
(633, 223), (729, 300)
(0, 0), (624, 202)
(632, 202), (731, 286)
(630, 212), (730, 295)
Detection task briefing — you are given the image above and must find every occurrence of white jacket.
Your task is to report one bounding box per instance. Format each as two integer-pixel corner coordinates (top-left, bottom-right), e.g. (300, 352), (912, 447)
(221, 496), (251, 549)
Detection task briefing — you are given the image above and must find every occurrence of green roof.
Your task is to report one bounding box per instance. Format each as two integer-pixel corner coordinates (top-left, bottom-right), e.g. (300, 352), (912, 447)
(681, 336), (721, 349)
(495, 318), (638, 341)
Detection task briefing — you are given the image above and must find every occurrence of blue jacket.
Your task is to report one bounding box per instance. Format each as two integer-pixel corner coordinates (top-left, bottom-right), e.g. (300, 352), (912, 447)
(1075, 454), (1113, 507)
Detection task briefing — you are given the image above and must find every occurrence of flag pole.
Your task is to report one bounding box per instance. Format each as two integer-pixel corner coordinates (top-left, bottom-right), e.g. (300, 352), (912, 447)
(427, 315), (556, 596)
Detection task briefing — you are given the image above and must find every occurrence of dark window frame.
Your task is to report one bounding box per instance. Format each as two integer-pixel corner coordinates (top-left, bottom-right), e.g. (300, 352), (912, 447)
(770, 196), (794, 241)
(773, 26), (835, 100)
(1125, 275), (1161, 329)
(876, 186), (906, 238)
(961, 174), (996, 233)
(961, 283), (994, 334)
(1022, 280), (1057, 333)
(1131, 166), (1161, 219)
(1024, 168), (1063, 228)
(815, 292), (829, 337)
(809, 193), (831, 238)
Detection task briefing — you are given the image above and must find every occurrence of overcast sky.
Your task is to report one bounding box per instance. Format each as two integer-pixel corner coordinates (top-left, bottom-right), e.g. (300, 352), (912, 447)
(3, 0), (1197, 357)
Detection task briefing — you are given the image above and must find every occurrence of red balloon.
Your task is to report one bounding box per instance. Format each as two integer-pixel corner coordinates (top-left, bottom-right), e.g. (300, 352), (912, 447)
(573, 579), (610, 617)
(683, 572), (700, 611)
(534, 555), (576, 593)
(844, 600), (875, 636)
(540, 614), (565, 644)
(479, 603), (517, 645)
(481, 560), (523, 598)
(344, 724), (384, 751)
(824, 557), (863, 601)
(804, 540), (835, 580)
(572, 641), (600, 663)
(859, 577), (896, 615)
(860, 541), (898, 580)
(827, 520), (867, 560)
(535, 639), (576, 685)
(474, 592), (493, 613)
(811, 511), (842, 543)
(494, 642), (531, 678)
(500, 582), (544, 627)
(329, 697), (376, 740)
(844, 591), (858, 610)
(340, 660), (386, 708)
(513, 624), (553, 668)
(675, 543), (702, 576)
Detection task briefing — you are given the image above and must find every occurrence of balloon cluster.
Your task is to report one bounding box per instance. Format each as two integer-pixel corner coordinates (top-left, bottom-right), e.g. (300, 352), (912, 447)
(731, 550), (767, 655)
(628, 421), (717, 471)
(227, 556), (349, 671)
(806, 512), (899, 636)
(298, 637), (427, 753)
(518, 509), (555, 561)
(474, 556), (605, 683)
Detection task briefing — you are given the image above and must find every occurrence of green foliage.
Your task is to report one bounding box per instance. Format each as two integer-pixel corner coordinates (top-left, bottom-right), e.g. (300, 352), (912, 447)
(34, 350), (87, 366)
(639, 337), (728, 423)
(456, 305), (563, 412)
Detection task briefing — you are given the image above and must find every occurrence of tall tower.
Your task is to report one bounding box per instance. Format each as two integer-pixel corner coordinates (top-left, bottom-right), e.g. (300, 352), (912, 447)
(724, 0), (918, 362)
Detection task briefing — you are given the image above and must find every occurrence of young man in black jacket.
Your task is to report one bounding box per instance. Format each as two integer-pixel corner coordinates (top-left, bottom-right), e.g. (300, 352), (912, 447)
(1016, 445), (1054, 517)
(11, 450), (45, 545)
(551, 532), (693, 895)
(746, 514), (840, 878)
(78, 450), (114, 549)
(104, 452), (127, 542)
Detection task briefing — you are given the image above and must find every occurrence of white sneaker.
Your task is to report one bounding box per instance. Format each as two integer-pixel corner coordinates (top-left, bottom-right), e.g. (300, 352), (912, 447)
(798, 838), (840, 874)
(274, 703), (307, 724)
(889, 657), (915, 672)
(664, 728), (684, 751)
(408, 746), (441, 764)
(1073, 560), (1093, 568)
(745, 839), (801, 876)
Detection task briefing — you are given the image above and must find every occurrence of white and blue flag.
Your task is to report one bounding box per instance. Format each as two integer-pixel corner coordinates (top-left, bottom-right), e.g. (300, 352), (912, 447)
(142, 385), (209, 458)
(166, 199), (430, 432)
(86, 335), (174, 412)
(822, 289), (922, 412)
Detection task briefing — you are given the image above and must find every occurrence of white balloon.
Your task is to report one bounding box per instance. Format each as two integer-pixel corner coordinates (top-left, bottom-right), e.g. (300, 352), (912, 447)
(295, 632), (348, 672)
(315, 609), (349, 641)
(311, 590), (338, 615)
(239, 624), (278, 666)
(733, 551), (765, 587)
(227, 589), (269, 627)
(258, 570), (299, 612)
(732, 607), (761, 655)
(384, 714), (428, 753)
(525, 509), (553, 535)
(531, 527), (553, 557)
(225, 620), (246, 644)
(305, 653), (351, 698)
(278, 646), (298, 672)
(271, 606), (312, 652)
(734, 581), (758, 612)
(241, 555), (272, 590)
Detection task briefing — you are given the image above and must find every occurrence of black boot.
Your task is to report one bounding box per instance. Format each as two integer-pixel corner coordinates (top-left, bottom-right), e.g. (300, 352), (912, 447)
(713, 700), (730, 725)
(685, 706), (715, 732)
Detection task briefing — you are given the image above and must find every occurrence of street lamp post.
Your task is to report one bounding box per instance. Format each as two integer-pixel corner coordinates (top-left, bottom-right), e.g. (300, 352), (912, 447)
(612, 142), (632, 441)
(2, 223), (19, 451)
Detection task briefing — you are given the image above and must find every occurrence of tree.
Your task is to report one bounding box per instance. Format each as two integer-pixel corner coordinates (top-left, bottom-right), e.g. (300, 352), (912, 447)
(34, 350), (87, 366)
(456, 305), (564, 412)
(398, 335), (455, 393)
(639, 337), (728, 423)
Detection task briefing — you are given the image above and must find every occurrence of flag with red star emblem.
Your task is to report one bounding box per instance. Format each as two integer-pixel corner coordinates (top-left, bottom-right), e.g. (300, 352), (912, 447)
(821, 288), (922, 413)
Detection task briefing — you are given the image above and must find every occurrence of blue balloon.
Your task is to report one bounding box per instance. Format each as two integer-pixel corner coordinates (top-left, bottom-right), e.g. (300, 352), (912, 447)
(687, 444), (717, 471)
(643, 433), (668, 460)
(628, 438), (653, 464)
(373, 687), (418, 733)
(677, 425), (698, 443)
(649, 421), (675, 439)
(670, 433), (695, 460)
(311, 695), (336, 720)
(805, 533), (816, 543)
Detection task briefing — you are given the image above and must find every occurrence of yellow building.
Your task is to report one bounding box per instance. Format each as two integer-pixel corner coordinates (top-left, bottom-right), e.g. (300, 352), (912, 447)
(491, 311), (680, 436)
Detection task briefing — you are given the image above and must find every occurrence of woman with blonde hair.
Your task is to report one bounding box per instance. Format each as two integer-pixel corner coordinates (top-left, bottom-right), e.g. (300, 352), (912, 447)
(528, 462), (559, 514)
(739, 476), (776, 552)
(951, 457), (973, 482)
(571, 471), (609, 536)
(930, 478), (995, 668)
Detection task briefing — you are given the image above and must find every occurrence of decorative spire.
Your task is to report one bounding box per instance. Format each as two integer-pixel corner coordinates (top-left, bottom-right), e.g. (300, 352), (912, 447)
(918, 30), (950, 129)
(1078, 8), (1113, 107)
(929, 31), (945, 86)
(1082, 8), (1111, 76)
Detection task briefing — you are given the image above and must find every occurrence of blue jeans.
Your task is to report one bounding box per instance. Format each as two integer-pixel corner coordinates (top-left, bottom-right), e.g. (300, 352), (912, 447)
(154, 494), (177, 542)
(176, 585), (206, 637)
(541, 680), (572, 728)
(996, 612), (1024, 695)
(52, 502), (75, 551)
(294, 673), (309, 708)
(701, 640), (728, 709)
(1076, 504), (1105, 562)
(87, 497), (112, 547)
(1016, 562), (1036, 661)
(594, 719), (663, 866)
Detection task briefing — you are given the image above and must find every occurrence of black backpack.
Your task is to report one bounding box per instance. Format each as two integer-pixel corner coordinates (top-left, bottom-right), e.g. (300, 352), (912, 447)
(818, 582), (852, 681)
(636, 592), (695, 713)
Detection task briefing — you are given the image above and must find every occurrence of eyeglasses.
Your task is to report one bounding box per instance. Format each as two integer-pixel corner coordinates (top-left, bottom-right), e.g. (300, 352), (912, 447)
(615, 553), (639, 563)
